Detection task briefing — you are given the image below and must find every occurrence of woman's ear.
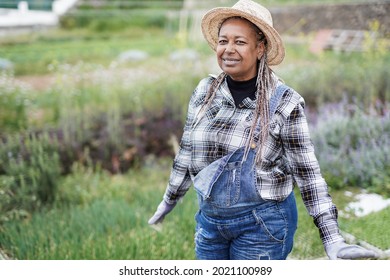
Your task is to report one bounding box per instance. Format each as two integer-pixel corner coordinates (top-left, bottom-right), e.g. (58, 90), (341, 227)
(257, 42), (266, 60)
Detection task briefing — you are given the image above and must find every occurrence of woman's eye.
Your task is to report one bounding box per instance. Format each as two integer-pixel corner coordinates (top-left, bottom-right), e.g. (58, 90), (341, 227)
(218, 39), (227, 44)
(236, 40), (246, 45)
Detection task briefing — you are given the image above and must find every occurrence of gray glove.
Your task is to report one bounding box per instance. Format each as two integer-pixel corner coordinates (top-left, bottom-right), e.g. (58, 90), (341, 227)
(148, 200), (177, 225)
(325, 240), (379, 260)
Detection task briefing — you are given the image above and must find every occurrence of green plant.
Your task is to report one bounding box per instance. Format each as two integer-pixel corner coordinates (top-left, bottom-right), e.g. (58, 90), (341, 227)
(0, 73), (29, 133)
(0, 27), (174, 76)
(339, 206), (390, 251)
(0, 132), (61, 223)
(310, 101), (390, 196)
(0, 165), (325, 260)
(0, 162), (198, 260)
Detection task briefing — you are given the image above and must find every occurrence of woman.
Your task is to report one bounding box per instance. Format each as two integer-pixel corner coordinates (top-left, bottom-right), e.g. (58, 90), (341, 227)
(148, 0), (377, 260)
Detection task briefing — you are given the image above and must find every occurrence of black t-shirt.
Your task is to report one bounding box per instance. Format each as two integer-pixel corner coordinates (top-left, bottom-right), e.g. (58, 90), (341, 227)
(226, 75), (257, 108)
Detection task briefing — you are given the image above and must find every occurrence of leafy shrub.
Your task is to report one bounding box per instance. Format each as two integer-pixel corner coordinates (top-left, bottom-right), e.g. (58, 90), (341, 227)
(60, 1), (180, 31)
(39, 61), (193, 174)
(0, 106), (183, 224)
(56, 107), (184, 174)
(61, 12), (168, 32)
(1, 58), (200, 177)
(0, 73), (30, 133)
(0, 132), (61, 223)
(310, 100), (390, 196)
(303, 54), (389, 109)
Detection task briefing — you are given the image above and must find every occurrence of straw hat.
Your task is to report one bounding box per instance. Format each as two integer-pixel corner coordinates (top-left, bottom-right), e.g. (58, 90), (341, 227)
(201, 0), (285, 66)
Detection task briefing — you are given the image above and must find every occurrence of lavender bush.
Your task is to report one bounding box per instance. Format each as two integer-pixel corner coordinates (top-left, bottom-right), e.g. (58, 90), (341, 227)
(309, 99), (390, 196)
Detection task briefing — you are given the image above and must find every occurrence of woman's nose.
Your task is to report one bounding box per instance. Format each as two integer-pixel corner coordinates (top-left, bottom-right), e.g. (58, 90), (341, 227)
(225, 43), (236, 53)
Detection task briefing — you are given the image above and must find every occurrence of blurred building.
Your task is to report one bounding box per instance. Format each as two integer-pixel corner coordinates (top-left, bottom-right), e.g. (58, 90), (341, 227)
(0, 0), (78, 34)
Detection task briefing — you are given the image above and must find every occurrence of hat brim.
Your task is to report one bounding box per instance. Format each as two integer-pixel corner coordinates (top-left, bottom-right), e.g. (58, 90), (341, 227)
(201, 7), (285, 66)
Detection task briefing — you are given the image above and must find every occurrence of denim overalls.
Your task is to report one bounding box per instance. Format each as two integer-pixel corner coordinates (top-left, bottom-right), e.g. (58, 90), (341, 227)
(193, 84), (298, 260)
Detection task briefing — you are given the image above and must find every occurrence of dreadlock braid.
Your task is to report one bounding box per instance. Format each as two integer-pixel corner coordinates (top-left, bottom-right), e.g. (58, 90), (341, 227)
(249, 52), (277, 165)
(196, 72), (227, 121)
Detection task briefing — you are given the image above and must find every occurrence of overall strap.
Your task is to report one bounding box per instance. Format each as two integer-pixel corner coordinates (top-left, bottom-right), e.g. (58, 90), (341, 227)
(269, 84), (290, 118)
(252, 83), (291, 141)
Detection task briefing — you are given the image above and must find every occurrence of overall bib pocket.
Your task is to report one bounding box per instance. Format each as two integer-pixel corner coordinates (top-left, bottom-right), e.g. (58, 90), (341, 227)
(207, 160), (242, 207)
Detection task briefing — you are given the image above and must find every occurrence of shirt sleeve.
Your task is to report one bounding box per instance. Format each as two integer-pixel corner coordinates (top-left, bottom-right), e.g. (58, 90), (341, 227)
(162, 80), (206, 204)
(280, 99), (344, 246)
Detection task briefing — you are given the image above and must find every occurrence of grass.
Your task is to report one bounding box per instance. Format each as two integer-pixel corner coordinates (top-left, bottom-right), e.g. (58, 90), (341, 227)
(339, 206), (390, 251)
(1, 160), (387, 260)
(0, 27), (181, 76)
(1, 198), (195, 259)
(0, 162), (198, 260)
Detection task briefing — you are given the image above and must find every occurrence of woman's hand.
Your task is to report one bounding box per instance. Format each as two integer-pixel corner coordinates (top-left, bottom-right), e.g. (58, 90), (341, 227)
(148, 200), (177, 225)
(325, 241), (379, 260)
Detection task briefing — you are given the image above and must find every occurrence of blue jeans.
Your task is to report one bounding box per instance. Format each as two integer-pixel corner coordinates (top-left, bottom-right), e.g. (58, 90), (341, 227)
(193, 147), (298, 260)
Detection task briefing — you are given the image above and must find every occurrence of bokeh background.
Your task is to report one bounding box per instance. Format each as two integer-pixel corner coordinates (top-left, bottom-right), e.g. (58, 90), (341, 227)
(0, 0), (389, 259)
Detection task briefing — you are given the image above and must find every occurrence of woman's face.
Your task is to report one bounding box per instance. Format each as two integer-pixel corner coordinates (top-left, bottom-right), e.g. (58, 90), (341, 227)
(217, 18), (264, 81)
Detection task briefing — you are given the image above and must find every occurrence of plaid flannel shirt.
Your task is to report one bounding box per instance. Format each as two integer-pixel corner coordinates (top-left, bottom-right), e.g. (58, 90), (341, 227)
(163, 75), (343, 246)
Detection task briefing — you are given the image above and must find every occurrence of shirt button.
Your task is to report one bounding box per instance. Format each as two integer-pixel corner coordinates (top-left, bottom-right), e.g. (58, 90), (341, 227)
(251, 142), (257, 149)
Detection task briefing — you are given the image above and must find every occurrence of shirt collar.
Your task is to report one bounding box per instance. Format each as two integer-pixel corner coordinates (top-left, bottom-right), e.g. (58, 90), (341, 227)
(219, 79), (256, 109)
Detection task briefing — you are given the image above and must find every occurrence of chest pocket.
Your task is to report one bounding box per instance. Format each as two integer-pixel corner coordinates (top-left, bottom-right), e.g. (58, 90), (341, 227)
(268, 121), (282, 142)
(207, 160), (242, 208)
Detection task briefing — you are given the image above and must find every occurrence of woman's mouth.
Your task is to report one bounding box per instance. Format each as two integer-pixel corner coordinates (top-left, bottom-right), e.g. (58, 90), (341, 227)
(222, 58), (240, 66)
